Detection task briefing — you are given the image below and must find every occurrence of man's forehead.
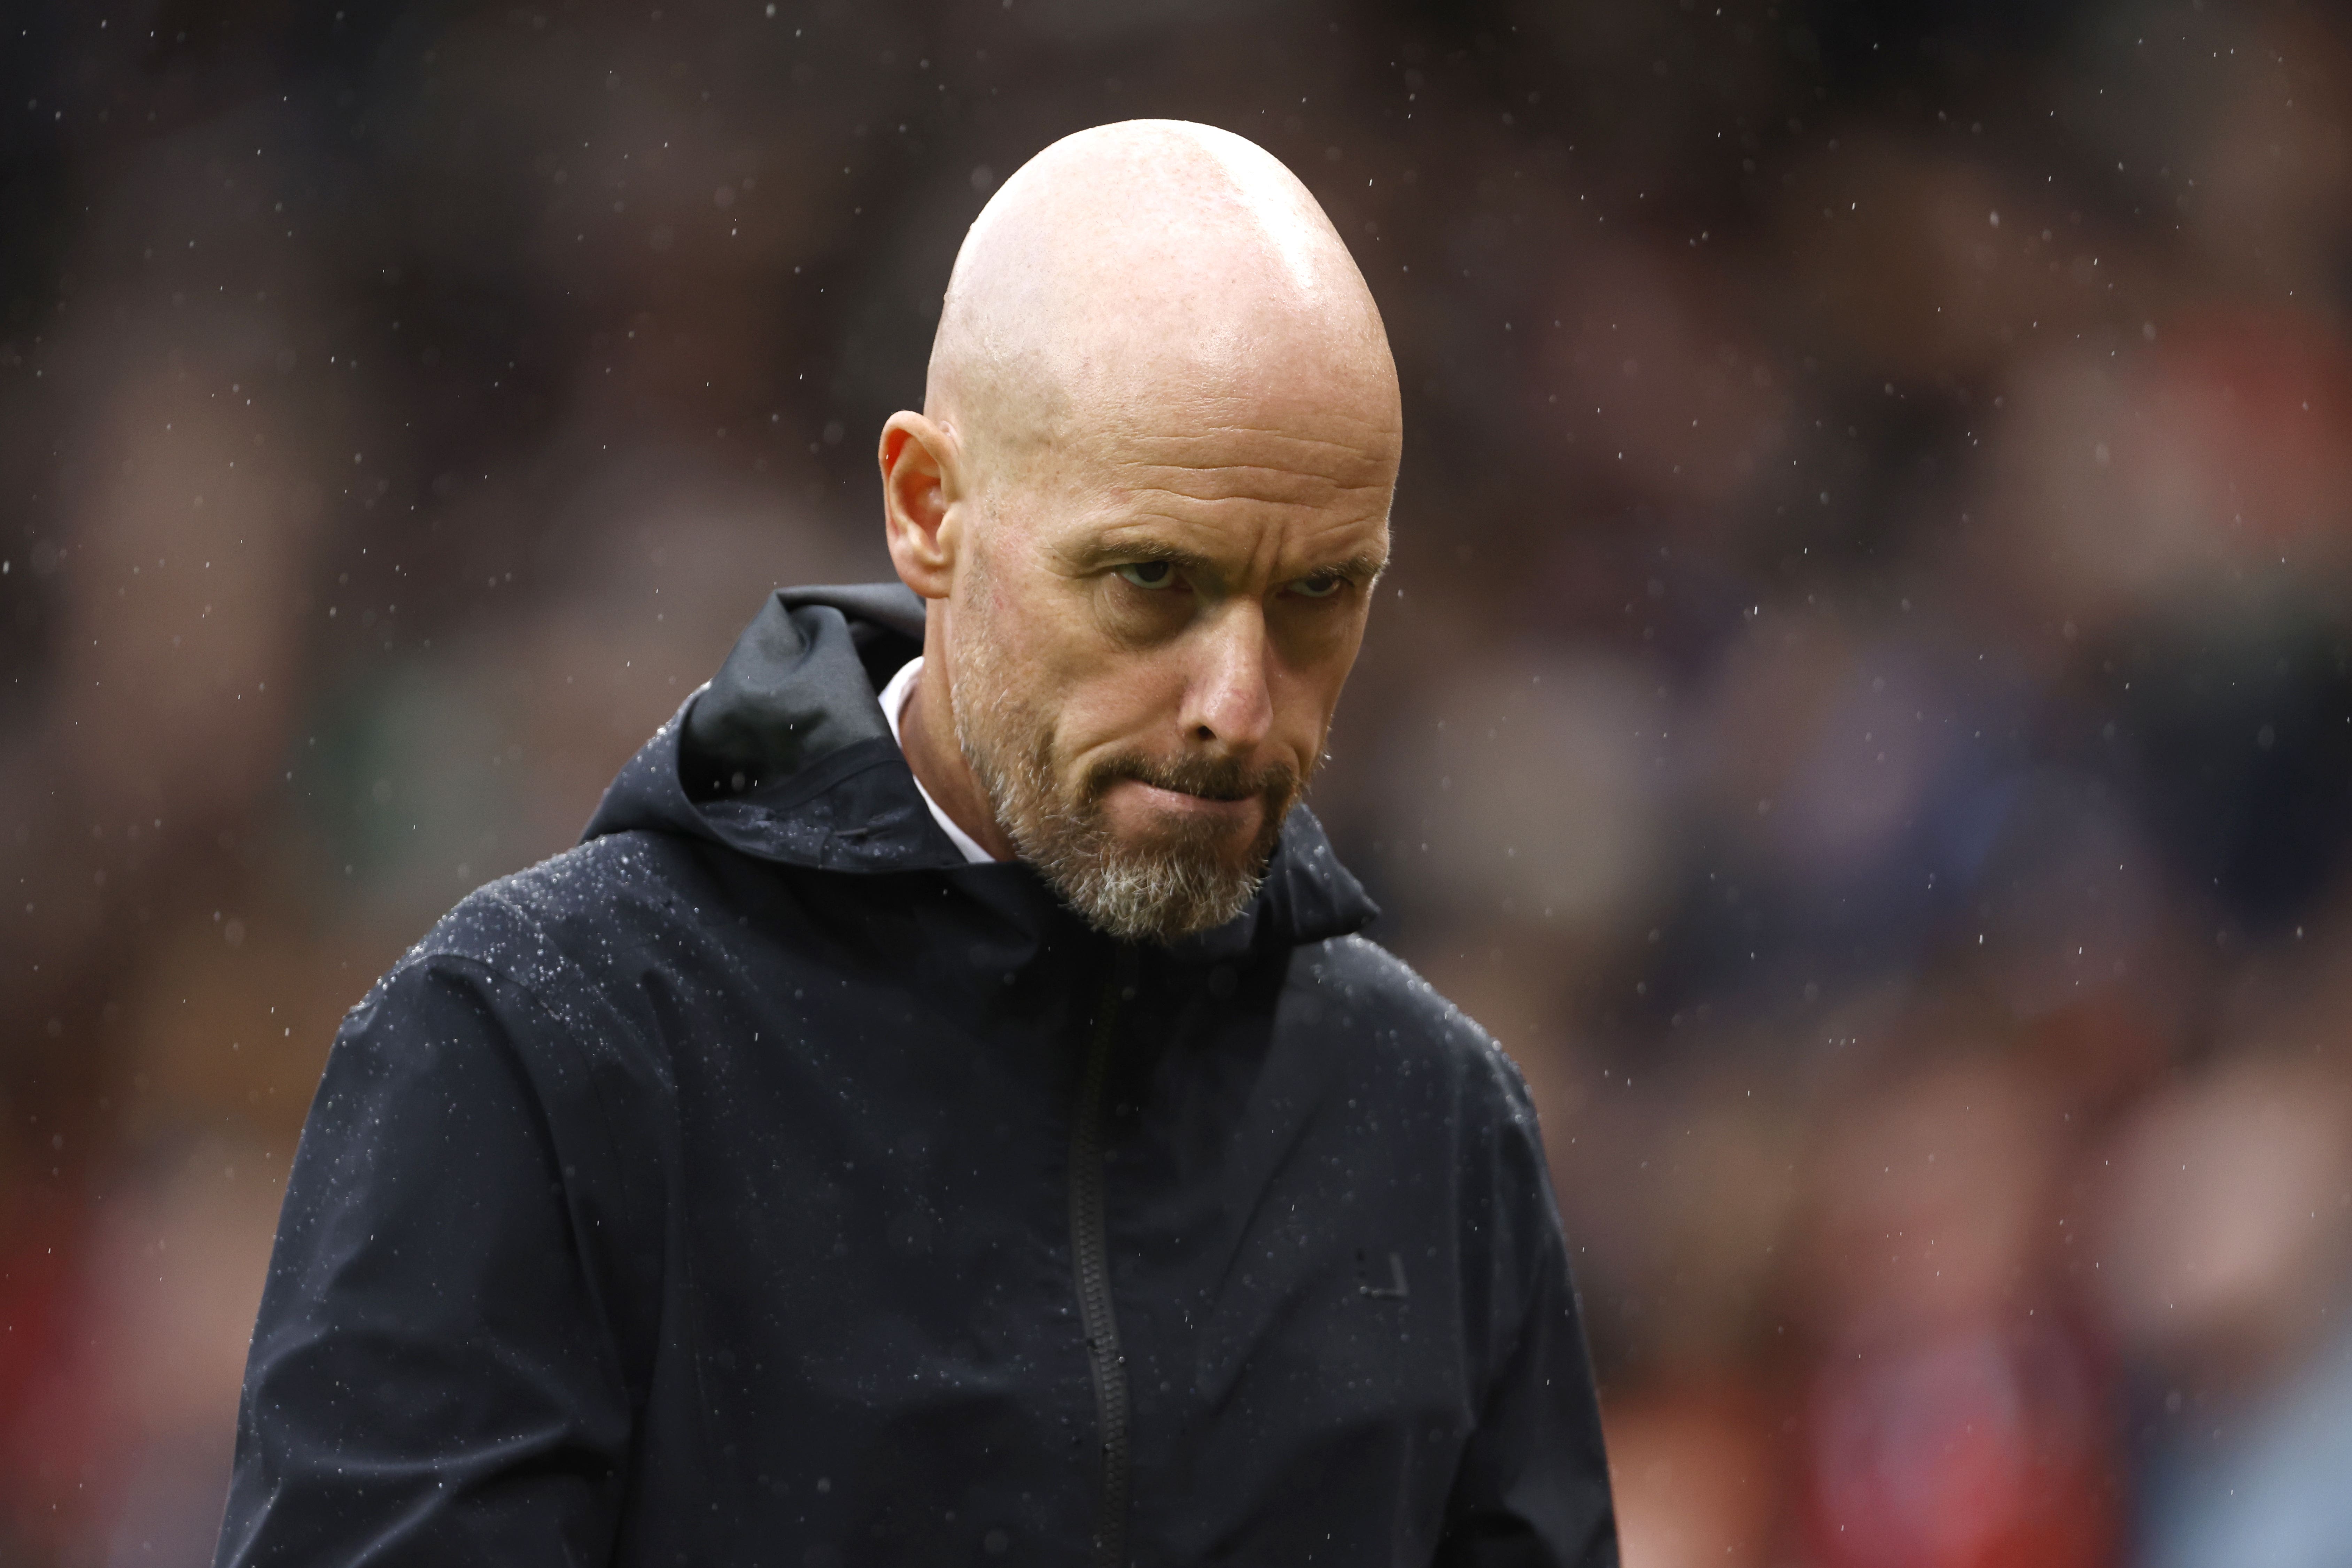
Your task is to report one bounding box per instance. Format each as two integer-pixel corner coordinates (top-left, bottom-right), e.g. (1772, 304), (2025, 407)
(1010, 385), (1396, 554)
(1039, 299), (1397, 419)
(1120, 384), (1392, 457)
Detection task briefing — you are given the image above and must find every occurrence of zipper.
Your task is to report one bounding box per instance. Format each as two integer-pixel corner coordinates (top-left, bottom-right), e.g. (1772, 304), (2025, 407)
(1069, 945), (1136, 1568)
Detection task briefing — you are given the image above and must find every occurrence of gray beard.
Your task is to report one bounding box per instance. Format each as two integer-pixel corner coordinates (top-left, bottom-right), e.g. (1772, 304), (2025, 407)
(945, 590), (1300, 946)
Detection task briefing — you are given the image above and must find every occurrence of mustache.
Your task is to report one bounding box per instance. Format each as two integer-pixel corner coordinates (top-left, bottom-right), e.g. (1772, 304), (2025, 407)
(1085, 751), (1301, 807)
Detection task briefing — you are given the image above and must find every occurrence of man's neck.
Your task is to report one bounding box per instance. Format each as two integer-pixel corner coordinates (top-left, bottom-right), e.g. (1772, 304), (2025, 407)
(900, 658), (1021, 863)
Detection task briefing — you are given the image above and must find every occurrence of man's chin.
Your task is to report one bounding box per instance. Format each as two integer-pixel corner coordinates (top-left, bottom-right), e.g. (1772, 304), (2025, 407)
(1053, 851), (1266, 945)
(1039, 804), (1293, 945)
(964, 737), (1300, 942)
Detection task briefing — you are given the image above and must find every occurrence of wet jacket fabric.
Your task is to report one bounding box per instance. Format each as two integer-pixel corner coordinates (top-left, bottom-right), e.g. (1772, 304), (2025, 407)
(215, 583), (1618, 1568)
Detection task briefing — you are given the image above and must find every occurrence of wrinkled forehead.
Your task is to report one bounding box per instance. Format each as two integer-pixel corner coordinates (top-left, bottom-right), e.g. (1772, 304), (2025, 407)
(985, 329), (1403, 523)
(1055, 293), (1395, 433)
(956, 274), (1402, 507)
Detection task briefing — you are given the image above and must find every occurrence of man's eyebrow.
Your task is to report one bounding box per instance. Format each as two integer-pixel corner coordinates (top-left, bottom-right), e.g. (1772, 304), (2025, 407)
(1070, 536), (1221, 576)
(1070, 537), (1389, 585)
(1317, 551), (1390, 585)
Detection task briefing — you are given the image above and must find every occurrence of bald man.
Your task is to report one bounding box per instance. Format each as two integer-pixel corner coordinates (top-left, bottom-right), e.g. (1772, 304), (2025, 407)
(217, 123), (1617, 1568)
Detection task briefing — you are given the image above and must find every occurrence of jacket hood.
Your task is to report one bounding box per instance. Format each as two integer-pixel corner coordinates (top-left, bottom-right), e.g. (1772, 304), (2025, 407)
(581, 583), (1377, 954)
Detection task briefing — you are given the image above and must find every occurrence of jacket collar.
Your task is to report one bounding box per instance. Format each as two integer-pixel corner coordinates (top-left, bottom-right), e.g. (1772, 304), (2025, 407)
(583, 584), (1379, 952)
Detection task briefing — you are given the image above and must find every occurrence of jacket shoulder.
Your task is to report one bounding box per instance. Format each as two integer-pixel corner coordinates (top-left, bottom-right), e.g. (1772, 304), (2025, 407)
(1288, 934), (1540, 1119)
(1291, 932), (1496, 1043)
(400, 828), (695, 966)
(370, 829), (706, 1063)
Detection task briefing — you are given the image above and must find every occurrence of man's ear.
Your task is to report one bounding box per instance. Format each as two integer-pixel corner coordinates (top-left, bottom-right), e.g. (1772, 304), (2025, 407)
(880, 412), (962, 600)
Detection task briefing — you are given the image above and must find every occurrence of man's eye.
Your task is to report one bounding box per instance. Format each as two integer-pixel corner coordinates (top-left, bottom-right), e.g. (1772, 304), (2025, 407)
(1288, 574), (1344, 599)
(1116, 561), (1178, 590)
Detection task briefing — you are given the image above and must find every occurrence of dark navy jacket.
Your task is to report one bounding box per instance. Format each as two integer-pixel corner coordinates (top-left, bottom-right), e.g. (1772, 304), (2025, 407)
(214, 583), (1618, 1567)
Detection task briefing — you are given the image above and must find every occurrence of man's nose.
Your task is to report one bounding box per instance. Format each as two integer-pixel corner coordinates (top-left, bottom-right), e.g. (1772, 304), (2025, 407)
(1183, 601), (1275, 753)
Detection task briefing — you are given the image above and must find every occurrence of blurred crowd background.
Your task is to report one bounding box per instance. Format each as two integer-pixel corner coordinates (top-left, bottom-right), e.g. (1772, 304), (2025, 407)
(5, 0), (2350, 1562)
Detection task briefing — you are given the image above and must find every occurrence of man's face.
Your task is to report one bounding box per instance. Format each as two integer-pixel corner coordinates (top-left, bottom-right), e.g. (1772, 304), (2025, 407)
(945, 383), (1395, 943)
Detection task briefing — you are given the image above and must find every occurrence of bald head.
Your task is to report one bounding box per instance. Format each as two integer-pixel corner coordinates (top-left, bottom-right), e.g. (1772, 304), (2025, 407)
(926, 120), (1400, 487)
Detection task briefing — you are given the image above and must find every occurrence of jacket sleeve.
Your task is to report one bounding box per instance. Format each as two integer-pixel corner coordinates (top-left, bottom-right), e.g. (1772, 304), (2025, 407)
(214, 955), (643, 1567)
(1436, 1058), (1620, 1568)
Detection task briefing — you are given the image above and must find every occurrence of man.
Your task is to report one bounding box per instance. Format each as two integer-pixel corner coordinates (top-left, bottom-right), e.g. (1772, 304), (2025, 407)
(216, 121), (1617, 1567)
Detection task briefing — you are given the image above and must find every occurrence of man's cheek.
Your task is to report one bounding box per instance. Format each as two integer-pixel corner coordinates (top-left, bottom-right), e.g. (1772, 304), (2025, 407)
(1058, 667), (1170, 750)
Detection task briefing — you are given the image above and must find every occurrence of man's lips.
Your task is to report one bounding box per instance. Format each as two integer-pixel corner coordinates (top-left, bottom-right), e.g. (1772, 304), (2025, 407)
(1103, 777), (1264, 828)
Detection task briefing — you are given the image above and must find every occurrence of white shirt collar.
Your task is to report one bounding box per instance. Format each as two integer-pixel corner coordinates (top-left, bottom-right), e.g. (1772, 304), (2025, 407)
(877, 655), (999, 865)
